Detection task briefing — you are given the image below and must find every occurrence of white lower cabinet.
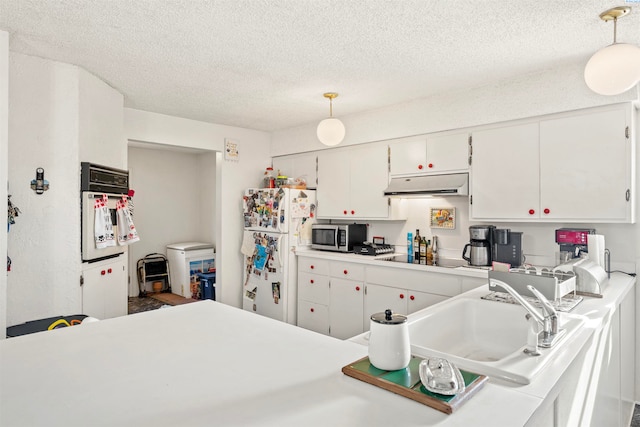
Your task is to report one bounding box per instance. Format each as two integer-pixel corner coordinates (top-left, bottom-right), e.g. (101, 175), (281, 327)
(297, 256), (467, 339)
(363, 284), (448, 332)
(82, 255), (128, 319)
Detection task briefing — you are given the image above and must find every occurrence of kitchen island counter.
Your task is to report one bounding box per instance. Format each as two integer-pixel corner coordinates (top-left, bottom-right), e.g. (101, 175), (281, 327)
(1, 299), (539, 426)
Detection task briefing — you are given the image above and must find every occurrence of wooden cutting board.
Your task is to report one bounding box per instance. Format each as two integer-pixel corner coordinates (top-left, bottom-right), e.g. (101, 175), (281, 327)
(342, 356), (488, 414)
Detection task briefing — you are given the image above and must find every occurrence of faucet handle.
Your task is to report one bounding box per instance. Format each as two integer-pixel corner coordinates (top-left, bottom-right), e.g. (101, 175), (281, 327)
(526, 285), (556, 317)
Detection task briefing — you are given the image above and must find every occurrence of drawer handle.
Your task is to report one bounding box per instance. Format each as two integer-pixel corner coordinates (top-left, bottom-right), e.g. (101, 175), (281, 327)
(410, 295), (415, 301)
(310, 308), (314, 313)
(310, 265), (314, 269)
(355, 286), (360, 291)
(418, 164), (423, 170)
(399, 293), (405, 299)
(101, 270), (106, 276)
(108, 268), (112, 274)
(310, 279), (314, 284)
(343, 210), (347, 215)
(343, 269), (348, 275)
(528, 209), (535, 215)
(428, 163), (433, 168)
(543, 208), (550, 215)
(350, 210), (355, 215)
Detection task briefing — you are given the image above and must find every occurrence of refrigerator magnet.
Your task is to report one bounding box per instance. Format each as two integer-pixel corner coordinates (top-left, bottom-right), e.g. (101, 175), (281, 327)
(272, 282), (281, 304)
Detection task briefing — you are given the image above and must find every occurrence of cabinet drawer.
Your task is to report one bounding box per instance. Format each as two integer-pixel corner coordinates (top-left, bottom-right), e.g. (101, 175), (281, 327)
(298, 258), (329, 275)
(298, 272), (330, 304)
(366, 265), (461, 297)
(329, 262), (365, 281)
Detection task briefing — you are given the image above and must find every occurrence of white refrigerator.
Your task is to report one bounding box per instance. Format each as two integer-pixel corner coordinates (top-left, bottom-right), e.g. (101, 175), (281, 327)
(241, 188), (316, 324)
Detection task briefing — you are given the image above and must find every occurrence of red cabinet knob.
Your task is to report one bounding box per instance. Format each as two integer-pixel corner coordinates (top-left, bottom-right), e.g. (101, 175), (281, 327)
(399, 293), (405, 299)
(543, 208), (550, 214)
(343, 210), (347, 215)
(310, 308), (314, 313)
(428, 163), (433, 168)
(101, 270), (106, 276)
(310, 279), (314, 284)
(351, 210), (355, 215)
(528, 209), (535, 215)
(410, 295), (415, 301)
(107, 268), (112, 274)
(355, 286), (360, 291)
(343, 269), (348, 275)
(418, 164), (423, 170)
(310, 265), (314, 269)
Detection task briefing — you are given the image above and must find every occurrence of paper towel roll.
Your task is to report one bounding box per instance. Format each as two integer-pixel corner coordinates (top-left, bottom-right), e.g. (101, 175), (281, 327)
(587, 234), (606, 269)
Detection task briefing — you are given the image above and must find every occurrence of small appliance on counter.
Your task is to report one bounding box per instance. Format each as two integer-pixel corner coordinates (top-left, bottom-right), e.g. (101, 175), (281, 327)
(553, 228), (609, 297)
(462, 225), (495, 267)
(462, 225), (524, 268)
(311, 223), (367, 253)
(354, 243), (395, 256)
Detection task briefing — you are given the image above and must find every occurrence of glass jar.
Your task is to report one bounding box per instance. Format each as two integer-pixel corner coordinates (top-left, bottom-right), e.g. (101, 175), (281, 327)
(263, 167), (275, 188)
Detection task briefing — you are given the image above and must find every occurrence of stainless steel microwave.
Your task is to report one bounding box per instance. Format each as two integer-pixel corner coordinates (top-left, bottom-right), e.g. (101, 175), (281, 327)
(311, 224), (367, 252)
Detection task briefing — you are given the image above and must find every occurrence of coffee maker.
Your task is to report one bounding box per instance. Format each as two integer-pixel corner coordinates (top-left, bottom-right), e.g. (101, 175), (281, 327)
(493, 228), (523, 267)
(462, 225), (495, 266)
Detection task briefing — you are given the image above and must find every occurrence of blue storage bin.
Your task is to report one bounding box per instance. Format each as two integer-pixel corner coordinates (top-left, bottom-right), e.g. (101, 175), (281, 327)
(197, 272), (216, 300)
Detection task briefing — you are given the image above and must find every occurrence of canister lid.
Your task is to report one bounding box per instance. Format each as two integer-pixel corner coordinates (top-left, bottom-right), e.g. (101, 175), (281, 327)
(371, 309), (407, 325)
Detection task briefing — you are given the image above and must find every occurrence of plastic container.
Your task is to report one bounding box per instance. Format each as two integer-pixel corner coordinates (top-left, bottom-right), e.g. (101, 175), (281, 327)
(263, 167), (276, 188)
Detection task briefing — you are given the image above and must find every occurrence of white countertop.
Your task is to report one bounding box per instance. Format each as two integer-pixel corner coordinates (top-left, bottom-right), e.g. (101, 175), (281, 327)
(296, 248), (488, 279)
(1, 273), (634, 426)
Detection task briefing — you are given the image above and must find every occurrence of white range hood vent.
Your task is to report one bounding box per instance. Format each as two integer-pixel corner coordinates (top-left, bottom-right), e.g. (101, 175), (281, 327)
(383, 173), (469, 198)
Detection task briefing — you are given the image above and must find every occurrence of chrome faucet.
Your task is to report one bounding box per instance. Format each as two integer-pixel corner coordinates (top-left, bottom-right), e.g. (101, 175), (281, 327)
(488, 278), (566, 355)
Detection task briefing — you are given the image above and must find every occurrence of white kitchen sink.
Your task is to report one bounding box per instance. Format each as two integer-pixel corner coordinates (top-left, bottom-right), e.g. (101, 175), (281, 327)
(408, 297), (587, 385)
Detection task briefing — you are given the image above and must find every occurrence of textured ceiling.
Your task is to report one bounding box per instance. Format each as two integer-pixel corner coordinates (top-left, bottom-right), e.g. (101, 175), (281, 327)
(1, 0), (639, 132)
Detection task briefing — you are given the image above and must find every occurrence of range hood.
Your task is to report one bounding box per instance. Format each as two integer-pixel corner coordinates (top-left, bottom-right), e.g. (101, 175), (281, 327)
(383, 173), (469, 197)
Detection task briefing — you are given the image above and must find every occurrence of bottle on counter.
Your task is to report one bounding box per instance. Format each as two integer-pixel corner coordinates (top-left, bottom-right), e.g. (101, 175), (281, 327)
(419, 236), (427, 265)
(414, 229), (421, 264)
(432, 235), (439, 264)
(427, 239), (433, 265)
(407, 232), (414, 264)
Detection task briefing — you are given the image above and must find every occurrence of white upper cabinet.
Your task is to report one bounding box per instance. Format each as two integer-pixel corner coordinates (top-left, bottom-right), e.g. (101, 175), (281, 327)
(470, 122), (540, 220)
(317, 143), (402, 219)
(389, 132), (469, 176)
(272, 152), (317, 189)
(538, 106), (632, 222)
(470, 103), (635, 223)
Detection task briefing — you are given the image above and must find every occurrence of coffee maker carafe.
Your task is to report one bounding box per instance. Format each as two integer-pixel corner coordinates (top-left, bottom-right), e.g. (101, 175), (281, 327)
(462, 225), (495, 266)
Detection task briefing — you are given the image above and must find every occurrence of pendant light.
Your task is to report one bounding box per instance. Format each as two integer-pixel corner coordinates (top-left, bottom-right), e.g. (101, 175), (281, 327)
(317, 92), (345, 146)
(584, 6), (640, 96)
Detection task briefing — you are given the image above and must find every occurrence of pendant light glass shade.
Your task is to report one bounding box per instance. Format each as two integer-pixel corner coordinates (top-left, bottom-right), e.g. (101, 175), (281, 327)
(584, 43), (640, 95)
(584, 6), (640, 96)
(317, 92), (345, 146)
(317, 117), (346, 146)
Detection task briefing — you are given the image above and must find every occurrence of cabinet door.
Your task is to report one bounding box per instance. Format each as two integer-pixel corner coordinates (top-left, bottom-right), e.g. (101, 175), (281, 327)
(298, 300), (329, 335)
(539, 107), (631, 221)
(389, 137), (427, 176)
(363, 284), (408, 332)
(426, 132), (469, 173)
(329, 278), (364, 339)
(470, 123), (540, 220)
(349, 144), (390, 218)
(317, 150), (350, 217)
(273, 153), (318, 189)
(82, 257), (127, 319)
(406, 290), (448, 315)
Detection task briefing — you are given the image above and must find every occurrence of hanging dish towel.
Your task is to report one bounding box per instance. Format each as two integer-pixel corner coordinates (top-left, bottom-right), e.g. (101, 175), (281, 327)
(94, 194), (116, 249)
(116, 196), (140, 245)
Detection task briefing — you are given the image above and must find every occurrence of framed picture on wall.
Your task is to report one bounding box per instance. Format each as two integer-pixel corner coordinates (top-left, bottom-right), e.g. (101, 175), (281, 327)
(430, 208), (455, 229)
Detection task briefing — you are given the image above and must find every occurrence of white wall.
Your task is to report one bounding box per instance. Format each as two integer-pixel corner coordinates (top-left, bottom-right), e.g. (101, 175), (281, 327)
(124, 109), (270, 308)
(6, 53), (126, 327)
(0, 30), (8, 338)
(127, 146), (215, 295)
(7, 54), (82, 326)
(272, 61), (638, 156)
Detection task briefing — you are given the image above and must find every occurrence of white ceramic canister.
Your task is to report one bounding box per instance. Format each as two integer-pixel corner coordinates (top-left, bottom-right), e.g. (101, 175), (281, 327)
(368, 309), (411, 371)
